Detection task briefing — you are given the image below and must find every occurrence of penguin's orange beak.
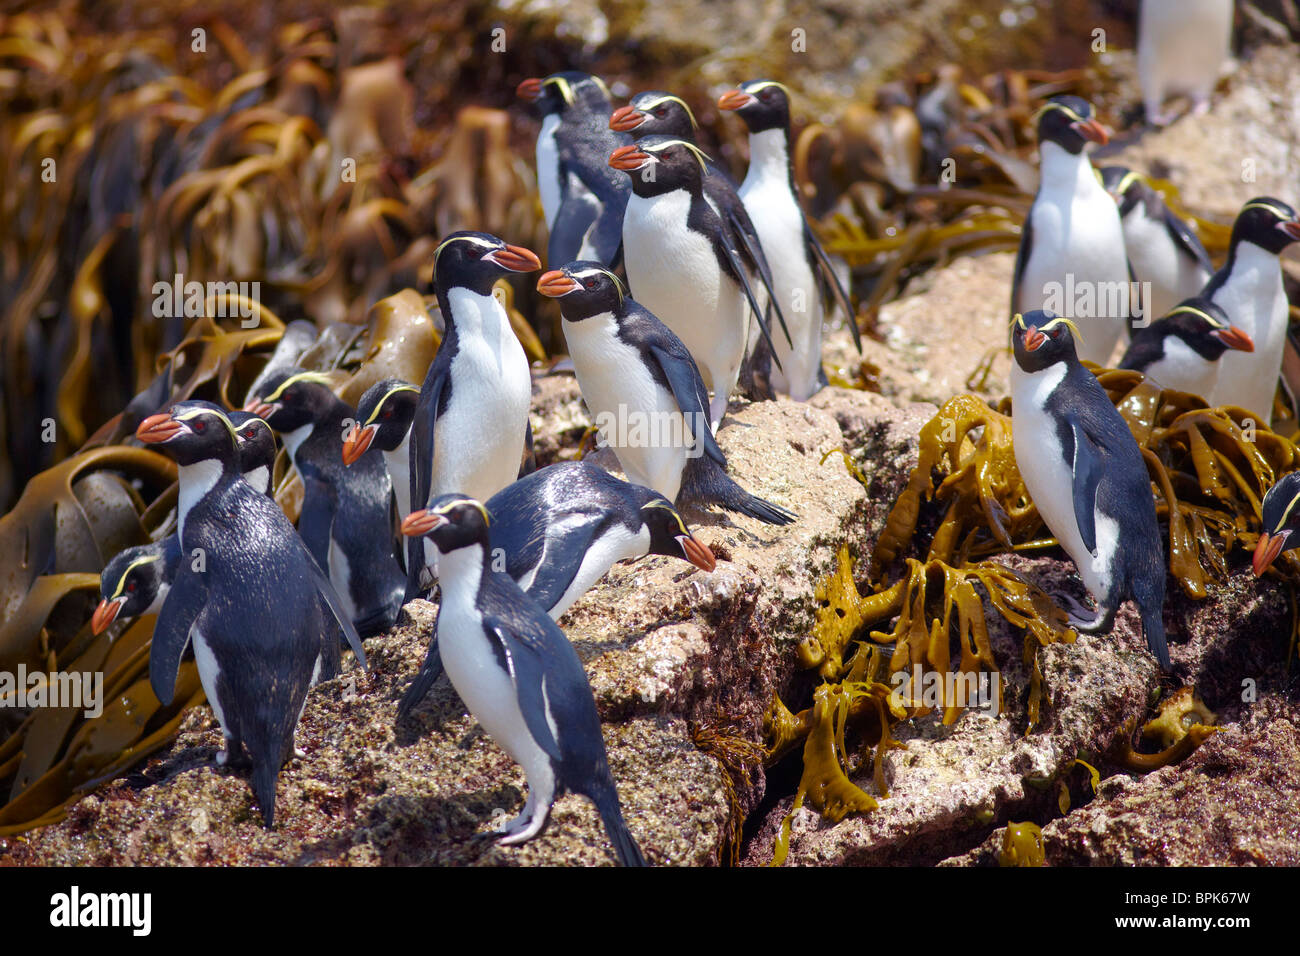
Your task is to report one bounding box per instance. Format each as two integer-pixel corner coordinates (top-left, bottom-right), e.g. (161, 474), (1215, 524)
(516, 77), (542, 101)
(401, 509), (447, 537)
(678, 534), (716, 573)
(537, 270), (582, 297)
(485, 244), (541, 273)
(1213, 327), (1255, 352)
(1070, 118), (1110, 145)
(609, 105), (647, 132)
(342, 423), (377, 466)
(243, 395), (277, 419)
(1253, 530), (1290, 577)
(136, 412), (184, 443)
(609, 144), (651, 171)
(1022, 326), (1048, 352)
(1278, 219), (1300, 242)
(91, 596), (125, 635)
(717, 89), (756, 111)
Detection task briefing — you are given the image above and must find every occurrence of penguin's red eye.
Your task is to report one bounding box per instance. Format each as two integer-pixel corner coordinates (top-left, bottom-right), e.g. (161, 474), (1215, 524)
(585, 278), (596, 289)
(383, 406), (393, 418)
(655, 106), (667, 116)
(127, 581), (136, 592)
(193, 419), (206, 433)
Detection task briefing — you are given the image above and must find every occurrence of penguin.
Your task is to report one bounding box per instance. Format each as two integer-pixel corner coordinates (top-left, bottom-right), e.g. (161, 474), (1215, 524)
(517, 71), (630, 268)
(610, 134), (786, 429)
(343, 378), (421, 520)
(246, 369), (405, 637)
(1118, 297), (1254, 399)
(1137, 0), (1233, 127)
(539, 262), (796, 524)
(718, 79), (863, 399)
(135, 401), (365, 826)
(1010, 310), (1170, 671)
(1253, 471), (1300, 576)
(398, 494), (647, 866)
(395, 461), (715, 719)
(1203, 198), (1300, 421)
(1100, 166), (1214, 320)
(92, 415), (275, 635)
(406, 231), (540, 598)
(610, 89), (794, 385)
(91, 537), (182, 635)
(1011, 96), (1133, 365)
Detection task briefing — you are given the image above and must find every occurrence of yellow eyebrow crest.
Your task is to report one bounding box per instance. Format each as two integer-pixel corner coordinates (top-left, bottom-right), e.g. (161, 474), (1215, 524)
(432, 498), (491, 526)
(542, 75), (575, 105)
(743, 79), (793, 100)
(112, 554), (161, 599)
(643, 138), (712, 174)
(1167, 305), (1224, 328)
(264, 371), (333, 402)
(637, 94), (697, 128)
(364, 384), (420, 426)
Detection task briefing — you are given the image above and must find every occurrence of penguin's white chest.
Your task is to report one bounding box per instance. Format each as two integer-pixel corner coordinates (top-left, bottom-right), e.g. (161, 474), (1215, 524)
(536, 114), (562, 227)
(740, 165), (823, 399)
(176, 459), (222, 542)
(435, 551), (553, 776)
(434, 289), (532, 502)
(622, 191), (745, 393)
(383, 431), (412, 520)
(1018, 146), (1130, 364)
(190, 624), (228, 739)
(549, 523), (651, 619)
(1137, 0), (1232, 107)
(1012, 363), (1115, 601)
(1208, 243), (1288, 419)
(563, 312), (692, 501)
(1141, 337), (1217, 400)
(1120, 207), (1210, 319)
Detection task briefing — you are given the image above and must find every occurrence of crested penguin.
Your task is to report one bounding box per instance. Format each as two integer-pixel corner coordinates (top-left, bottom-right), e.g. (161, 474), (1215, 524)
(1010, 311), (1170, 671)
(1253, 471), (1300, 576)
(610, 134), (786, 429)
(228, 410), (277, 496)
(1012, 96), (1133, 365)
(406, 231), (539, 598)
(400, 494), (647, 866)
(1100, 166), (1214, 320)
(1118, 297), (1254, 400)
(718, 79), (862, 400)
(539, 262), (796, 524)
(136, 401), (366, 826)
(396, 461), (715, 720)
(91, 536), (182, 635)
(246, 369), (405, 637)
(344, 378), (421, 521)
(517, 71), (630, 268)
(1137, 0), (1233, 127)
(1203, 198), (1300, 422)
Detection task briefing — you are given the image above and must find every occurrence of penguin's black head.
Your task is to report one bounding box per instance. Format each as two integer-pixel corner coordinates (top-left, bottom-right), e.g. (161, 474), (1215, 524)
(136, 400), (239, 467)
(537, 261), (627, 320)
(1157, 298), (1255, 360)
(1099, 166), (1150, 215)
(517, 71), (611, 118)
(244, 368), (338, 435)
(431, 231), (541, 297)
(228, 411), (278, 484)
(400, 494), (490, 556)
(345, 378), (419, 464)
(609, 134), (710, 197)
(610, 91), (698, 139)
(718, 80), (792, 135)
(1034, 96), (1109, 155)
(640, 498), (717, 572)
(1255, 471), (1300, 576)
(1229, 198), (1300, 256)
(1010, 310), (1082, 373)
(93, 545), (167, 635)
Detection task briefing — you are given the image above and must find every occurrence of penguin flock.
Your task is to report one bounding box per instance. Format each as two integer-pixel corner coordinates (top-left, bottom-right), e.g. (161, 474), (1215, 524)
(82, 9), (1300, 864)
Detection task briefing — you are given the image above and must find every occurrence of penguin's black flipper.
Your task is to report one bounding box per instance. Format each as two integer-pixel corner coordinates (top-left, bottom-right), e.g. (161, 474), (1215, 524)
(647, 343), (726, 467)
(408, 369), (447, 600)
(1162, 204), (1213, 274)
(805, 217), (862, 354)
(296, 472), (336, 569)
(300, 543), (368, 668)
(397, 632), (444, 722)
(482, 615), (564, 765)
(1010, 212), (1034, 321)
(518, 419), (537, 479)
(725, 204), (793, 349)
(548, 187), (601, 268)
(522, 521), (602, 614)
(1066, 415), (1104, 555)
(717, 239), (785, 373)
(149, 568), (207, 706)
(592, 782), (648, 867)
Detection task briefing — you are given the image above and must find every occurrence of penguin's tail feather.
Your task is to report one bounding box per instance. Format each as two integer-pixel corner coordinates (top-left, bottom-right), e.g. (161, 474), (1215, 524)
(1130, 567), (1172, 672)
(590, 786), (647, 867)
(396, 637), (444, 723)
(680, 456), (796, 526)
(251, 759), (279, 828)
